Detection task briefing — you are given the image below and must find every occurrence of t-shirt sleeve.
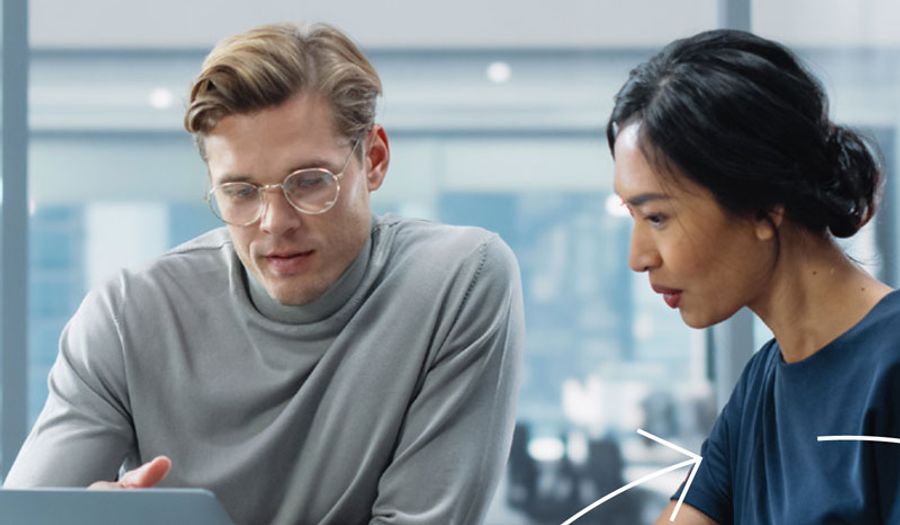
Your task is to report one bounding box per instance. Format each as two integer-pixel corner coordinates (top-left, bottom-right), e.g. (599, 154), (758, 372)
(368, 234), (525, 525)
(3, 283), (136, 487)
(873, 360), (900, 522)
(672, 412), (734, 524)
(670, 347), (765, 525)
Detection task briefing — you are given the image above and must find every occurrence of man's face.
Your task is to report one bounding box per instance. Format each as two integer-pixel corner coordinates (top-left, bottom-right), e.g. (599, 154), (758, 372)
(203, 92), (389, 305)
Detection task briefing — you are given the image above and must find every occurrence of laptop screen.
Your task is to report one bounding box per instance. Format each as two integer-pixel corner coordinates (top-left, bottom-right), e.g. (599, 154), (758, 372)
(0, 487), (236, 525)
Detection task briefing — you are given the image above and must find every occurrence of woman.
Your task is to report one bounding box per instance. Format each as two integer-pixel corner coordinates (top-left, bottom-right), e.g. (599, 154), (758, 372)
(608, 30), (900, 524)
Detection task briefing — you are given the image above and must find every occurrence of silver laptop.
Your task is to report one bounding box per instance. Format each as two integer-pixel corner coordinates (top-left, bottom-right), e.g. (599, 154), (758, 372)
(0, 488), (236, 525)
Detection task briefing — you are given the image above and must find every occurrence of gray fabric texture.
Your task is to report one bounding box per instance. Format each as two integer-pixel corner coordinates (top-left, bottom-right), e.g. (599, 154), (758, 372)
(5, 214), (525, 525)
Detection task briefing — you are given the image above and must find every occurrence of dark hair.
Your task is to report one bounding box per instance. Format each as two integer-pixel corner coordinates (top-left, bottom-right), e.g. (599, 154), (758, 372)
(606, 29), (882, 238)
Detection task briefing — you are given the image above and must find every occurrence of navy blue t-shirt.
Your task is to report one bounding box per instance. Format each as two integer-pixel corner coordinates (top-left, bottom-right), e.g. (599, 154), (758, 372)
(677, 290), (900, 524)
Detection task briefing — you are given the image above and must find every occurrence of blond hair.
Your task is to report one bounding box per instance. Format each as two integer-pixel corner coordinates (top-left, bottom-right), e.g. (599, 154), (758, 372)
(185, 23), (382, 158)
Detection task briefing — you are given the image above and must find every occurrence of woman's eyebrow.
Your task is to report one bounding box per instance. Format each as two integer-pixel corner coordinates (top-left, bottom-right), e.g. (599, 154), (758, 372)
(625, 192), (670, 206)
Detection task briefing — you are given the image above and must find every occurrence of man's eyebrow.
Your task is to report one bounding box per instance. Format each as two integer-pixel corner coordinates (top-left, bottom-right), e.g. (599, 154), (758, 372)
(217, 174), (254, 184)
(625, 192), (670, 206)
(214, 157), (340, 184)
(287, 157), (345, 174)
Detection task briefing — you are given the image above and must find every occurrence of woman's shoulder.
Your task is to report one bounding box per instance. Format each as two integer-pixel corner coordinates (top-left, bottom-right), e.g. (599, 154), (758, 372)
(718, 339), (782, 413)
(851, 289), (900, 363)
(862, 288), (900, 328)
(745, 338), (782, 379)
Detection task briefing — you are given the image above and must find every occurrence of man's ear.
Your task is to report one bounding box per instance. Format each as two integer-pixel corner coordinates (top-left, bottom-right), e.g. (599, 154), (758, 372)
(755, 205), (784, 241)
(364, 125), (390, 191)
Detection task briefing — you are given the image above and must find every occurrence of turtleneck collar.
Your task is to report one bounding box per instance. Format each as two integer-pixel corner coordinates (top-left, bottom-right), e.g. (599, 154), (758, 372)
(245, 231), (373, 325)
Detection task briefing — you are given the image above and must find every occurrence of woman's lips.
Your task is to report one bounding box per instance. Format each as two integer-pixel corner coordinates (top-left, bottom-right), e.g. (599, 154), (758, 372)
(662, 292), (682, 308)
(651, 284), (683, 309)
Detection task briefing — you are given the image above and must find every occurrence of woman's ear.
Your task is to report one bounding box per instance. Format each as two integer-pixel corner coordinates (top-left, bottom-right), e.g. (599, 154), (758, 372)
(755, 206), (784, 241)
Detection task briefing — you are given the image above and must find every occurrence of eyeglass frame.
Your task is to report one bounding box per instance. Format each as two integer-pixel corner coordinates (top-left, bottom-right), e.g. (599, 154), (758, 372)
(205, 136), (364, 226)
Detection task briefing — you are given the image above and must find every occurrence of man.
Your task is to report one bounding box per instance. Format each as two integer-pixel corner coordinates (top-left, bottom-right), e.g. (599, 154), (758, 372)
(5, 23), (525, 525)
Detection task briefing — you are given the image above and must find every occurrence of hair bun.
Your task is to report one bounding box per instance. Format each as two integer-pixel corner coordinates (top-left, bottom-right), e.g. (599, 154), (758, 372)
(816, 126), (881, 238)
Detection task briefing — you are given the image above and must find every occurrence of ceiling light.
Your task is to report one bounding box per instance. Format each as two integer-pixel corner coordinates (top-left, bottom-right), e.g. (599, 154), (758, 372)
(148, 88), (174, 109)
(486, 61), (511, 83)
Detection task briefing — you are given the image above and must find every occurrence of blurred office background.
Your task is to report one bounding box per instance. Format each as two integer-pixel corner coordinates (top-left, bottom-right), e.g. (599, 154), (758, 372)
(2, 0), (900, 523)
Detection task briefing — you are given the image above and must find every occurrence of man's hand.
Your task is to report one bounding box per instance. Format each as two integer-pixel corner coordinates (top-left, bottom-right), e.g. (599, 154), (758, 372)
(88, 455), (172, 489)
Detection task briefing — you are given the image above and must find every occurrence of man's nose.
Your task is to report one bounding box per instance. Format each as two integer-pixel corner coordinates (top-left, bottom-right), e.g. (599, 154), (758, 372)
(259, 187), (303, 235)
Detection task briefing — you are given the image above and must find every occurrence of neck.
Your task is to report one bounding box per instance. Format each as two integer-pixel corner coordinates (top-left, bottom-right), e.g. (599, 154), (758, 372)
(749, 231), (892, 363)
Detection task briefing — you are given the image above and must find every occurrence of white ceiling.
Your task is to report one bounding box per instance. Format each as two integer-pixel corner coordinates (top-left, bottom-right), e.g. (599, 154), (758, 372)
(754, 0), (900, 47)
(30, 0), (718, 49)
(31, 0), (900, 50)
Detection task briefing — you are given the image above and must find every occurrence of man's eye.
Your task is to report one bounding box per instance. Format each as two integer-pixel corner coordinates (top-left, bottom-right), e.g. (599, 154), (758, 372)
(223, 185), (257, 200)
(298, 176), (327, 189)
(287, 174), (331, 193)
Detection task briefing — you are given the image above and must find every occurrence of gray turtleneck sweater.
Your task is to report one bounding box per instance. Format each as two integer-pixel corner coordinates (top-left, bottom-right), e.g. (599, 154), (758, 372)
(5, 215), (525, 525)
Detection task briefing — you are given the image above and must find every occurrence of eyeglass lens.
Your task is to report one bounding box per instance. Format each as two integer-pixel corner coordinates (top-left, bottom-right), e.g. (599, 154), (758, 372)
(209, 169), (339, 225)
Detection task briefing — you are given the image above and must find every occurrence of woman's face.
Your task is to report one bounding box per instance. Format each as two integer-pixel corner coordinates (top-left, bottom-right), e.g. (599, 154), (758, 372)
(613, 123), (778, 328)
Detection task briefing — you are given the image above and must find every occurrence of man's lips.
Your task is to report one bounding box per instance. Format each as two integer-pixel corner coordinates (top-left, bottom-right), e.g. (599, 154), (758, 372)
(651, 284), (683, 309)
(265, 250), (314, 259)
(262, 250), (315, 274)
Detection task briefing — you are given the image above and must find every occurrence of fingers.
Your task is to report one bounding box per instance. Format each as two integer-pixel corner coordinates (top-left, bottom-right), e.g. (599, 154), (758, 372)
(119, 456), (172, 488)
(88, 480), (122, 490)
(88, 455), (172, 490)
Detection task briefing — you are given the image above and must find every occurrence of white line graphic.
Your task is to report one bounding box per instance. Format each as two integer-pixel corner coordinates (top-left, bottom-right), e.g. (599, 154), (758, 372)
(560, 429), (703, 525)
(818, 435), (900, 445)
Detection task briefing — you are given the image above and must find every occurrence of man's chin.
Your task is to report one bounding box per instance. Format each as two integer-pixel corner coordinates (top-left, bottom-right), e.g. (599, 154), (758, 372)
(264, 281), (324, 306)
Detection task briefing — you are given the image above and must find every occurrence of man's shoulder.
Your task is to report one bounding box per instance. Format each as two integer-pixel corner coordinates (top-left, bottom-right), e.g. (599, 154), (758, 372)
(374, 214), (514, 268)
(90, 228), (233, 304)
(163, 227), (233, 258)
(370, 215), (521, 307)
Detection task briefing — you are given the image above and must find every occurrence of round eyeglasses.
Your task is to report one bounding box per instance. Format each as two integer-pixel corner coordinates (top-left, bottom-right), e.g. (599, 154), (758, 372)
(206, 138), (361, 226)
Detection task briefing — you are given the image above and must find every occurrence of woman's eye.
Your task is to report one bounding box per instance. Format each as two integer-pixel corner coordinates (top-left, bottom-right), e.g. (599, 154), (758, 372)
(646, 214), (666, 226)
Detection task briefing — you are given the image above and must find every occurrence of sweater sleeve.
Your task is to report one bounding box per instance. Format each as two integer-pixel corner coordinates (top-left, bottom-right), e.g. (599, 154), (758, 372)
(3, 281), (136, 487)
(369, 235), (525, 525)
